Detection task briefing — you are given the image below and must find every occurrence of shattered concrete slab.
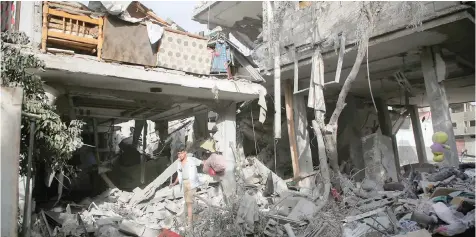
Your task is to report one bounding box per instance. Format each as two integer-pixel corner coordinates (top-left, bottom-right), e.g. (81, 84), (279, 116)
(362, 133), (398, 187)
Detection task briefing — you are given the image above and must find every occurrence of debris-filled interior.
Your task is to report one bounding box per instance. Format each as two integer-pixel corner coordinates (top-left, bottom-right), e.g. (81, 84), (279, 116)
(1, 1), (475, 237)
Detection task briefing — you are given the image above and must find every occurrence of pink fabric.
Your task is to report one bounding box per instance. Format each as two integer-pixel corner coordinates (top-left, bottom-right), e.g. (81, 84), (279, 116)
(203, 153), (226, 174)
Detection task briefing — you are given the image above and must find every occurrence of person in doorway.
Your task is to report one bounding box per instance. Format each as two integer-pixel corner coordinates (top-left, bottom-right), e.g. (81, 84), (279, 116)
(169, 144), (203, 226)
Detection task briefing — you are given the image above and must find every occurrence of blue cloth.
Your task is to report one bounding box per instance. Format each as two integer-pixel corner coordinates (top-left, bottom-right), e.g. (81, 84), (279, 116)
(211, 42), (229, 73)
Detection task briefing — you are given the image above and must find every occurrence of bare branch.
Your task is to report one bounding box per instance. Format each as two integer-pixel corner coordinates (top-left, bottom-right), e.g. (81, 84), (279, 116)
(328, 37), (369, 127)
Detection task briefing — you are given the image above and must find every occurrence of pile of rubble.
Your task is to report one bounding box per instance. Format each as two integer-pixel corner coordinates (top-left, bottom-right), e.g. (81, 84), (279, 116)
(31, 159), (475, 237)
(340, 163), (475, 237)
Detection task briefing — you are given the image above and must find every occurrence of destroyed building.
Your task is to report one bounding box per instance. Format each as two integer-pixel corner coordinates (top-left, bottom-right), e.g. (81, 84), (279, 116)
(1, 1), (476, 237)
(194, 1), (475, 174)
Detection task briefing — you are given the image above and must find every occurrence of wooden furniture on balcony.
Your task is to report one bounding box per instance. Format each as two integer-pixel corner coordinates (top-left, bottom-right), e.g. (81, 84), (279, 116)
(41, 2), (104, 59)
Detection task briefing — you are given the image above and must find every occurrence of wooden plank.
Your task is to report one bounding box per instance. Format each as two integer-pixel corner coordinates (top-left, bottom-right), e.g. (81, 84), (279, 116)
(134, 2), (170, 27)
(48, 8), (100, 25)
(284, 80), (300, 178)
(47, 47), (75, 55)
(101, 16), (157, 66)
(47, 30), (98, 45)
(48, 37), (96, 52)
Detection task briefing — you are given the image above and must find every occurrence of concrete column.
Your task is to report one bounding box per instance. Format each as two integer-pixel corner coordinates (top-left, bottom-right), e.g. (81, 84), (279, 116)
(133, 120), (145, 148)
(193, 112), (209, 140)
(421, 46), (458, 166)
(213, 102), (237, 198)
(375, 98), (401, 179)
(154, 120), (168, 143)
(408, 105), (427, 164)
(292, 94), (313, 188)
(338, 95), (365, 181)
(1, 87), (23, 237)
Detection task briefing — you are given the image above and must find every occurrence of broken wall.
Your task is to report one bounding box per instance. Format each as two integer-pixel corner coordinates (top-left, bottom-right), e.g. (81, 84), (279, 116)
(257, 1), (463, 70)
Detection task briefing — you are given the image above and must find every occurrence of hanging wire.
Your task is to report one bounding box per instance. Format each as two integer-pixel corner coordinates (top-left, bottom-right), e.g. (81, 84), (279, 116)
(366, 43), (378, 113)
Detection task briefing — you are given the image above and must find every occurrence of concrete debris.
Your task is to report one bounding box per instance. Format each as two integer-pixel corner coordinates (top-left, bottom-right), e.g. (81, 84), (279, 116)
(341, 163), (475, 237)
(31, 155), (475, 237)
(235, 191), (259, 234)
(264, 219), (284, 237)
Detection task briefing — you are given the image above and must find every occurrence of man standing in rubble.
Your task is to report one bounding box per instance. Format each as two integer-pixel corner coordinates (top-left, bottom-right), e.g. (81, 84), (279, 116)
(170, 144), (203, 227)
(200, 139), (229, 202)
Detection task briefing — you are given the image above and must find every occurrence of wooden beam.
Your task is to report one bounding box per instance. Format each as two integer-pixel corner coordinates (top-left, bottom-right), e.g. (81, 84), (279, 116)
(284, 80), (300, 178)
(47, 31), (98, 45)
(47, 8), (100, 25)
(48, 37), (96, 52)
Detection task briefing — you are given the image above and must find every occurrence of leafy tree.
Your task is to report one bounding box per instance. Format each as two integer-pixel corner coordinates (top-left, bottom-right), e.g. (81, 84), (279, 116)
(1, 31), (84, 176)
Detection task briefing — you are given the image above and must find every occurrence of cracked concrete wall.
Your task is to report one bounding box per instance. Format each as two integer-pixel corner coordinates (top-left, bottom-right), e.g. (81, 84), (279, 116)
(256, 1), (463, 71)
(362, 133), (398, 187)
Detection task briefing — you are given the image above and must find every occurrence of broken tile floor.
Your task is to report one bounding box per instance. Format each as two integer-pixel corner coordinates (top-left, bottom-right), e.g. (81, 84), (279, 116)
(29, 160), (475, 237)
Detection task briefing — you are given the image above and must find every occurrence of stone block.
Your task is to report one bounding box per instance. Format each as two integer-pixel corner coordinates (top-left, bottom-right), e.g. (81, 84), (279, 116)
(362, 133), (398, 188)
(287, 198), (317, 221)
(118, 191), (132, 203)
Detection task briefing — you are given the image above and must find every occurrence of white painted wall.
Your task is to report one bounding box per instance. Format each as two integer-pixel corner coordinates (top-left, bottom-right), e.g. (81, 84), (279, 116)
(1, 87), (23, 237)
(18, 1), (42, 47)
